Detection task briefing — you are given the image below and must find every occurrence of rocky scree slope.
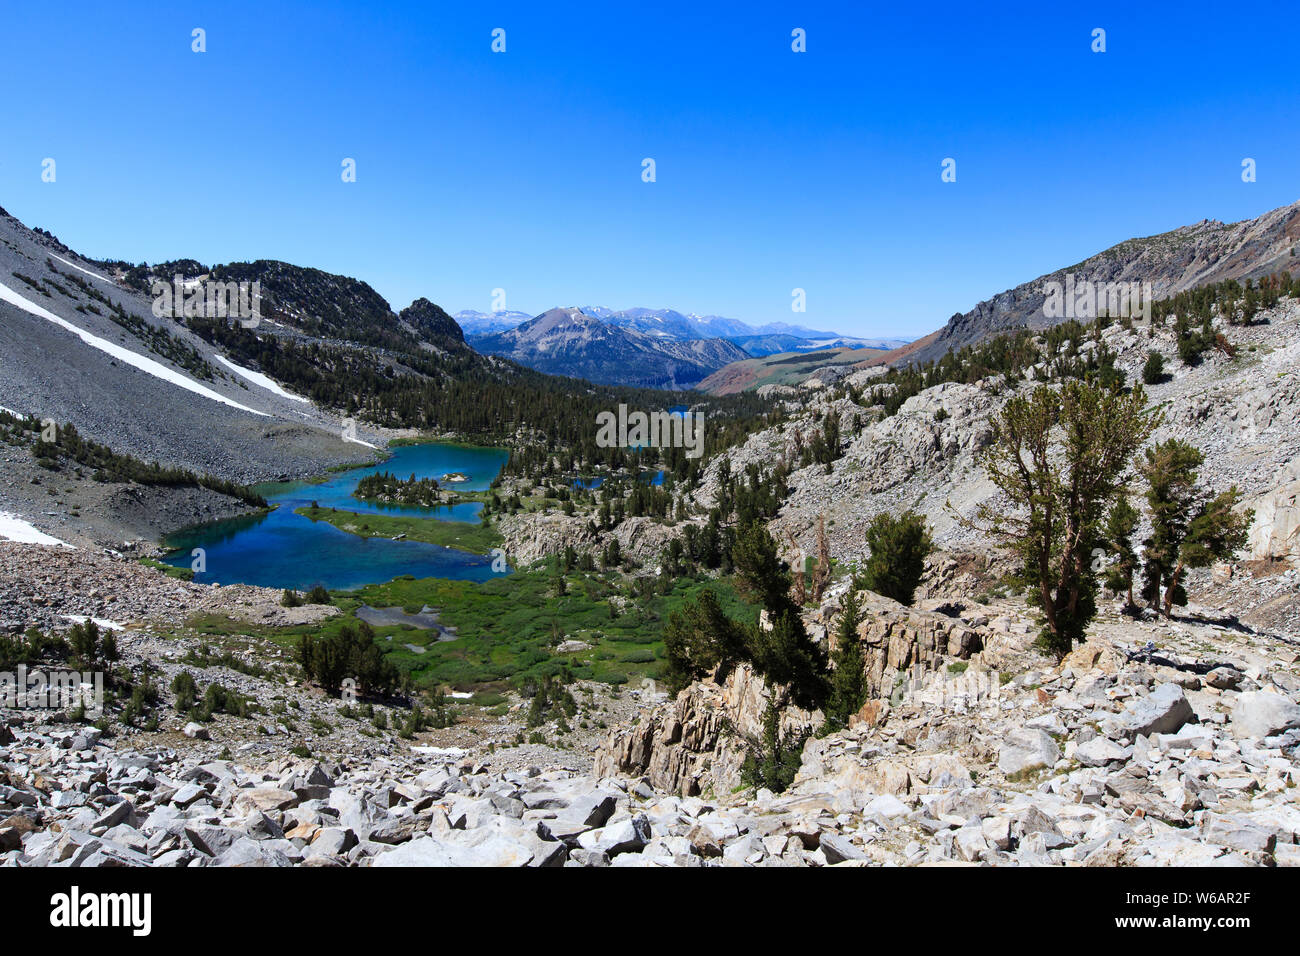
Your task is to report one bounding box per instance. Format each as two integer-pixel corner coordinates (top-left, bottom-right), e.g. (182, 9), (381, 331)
(4, 572), (1298, 866)
(594, 584), (1300, 866)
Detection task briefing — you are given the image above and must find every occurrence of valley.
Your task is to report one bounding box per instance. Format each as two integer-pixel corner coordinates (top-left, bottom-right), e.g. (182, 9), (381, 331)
(2, 197), (1300, 871)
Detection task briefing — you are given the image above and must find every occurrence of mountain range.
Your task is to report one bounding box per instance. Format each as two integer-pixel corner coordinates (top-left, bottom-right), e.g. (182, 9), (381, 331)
(455, 306), (859, 343)
(688, 198), (1300, 393)
(466, 307), (753, 390)
(456, 306), (909, 389)
(0, 205), (770, 548)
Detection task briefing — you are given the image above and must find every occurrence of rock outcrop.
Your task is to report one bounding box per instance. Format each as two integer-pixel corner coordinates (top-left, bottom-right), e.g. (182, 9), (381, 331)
(594, 589), (986, 796)
(592, 662), (820, 797)
(812, 589), (985, 699)
(1247, 473), (1300, 563)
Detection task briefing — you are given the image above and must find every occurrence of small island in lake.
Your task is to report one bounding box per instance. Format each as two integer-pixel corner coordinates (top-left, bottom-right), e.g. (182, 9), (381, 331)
(353, 470), (444, 507)
(440, 472), (470, 483)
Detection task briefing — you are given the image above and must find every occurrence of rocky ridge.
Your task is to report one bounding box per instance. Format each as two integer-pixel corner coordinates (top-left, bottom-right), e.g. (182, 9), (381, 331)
(910, 200), (1300, 366)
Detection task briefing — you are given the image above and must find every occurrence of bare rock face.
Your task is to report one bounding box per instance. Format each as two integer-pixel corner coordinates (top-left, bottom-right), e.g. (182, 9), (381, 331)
(812, 590), (984, 700)
(593, 663), (821, 797)
(594, 590), (984, 796)
(914, 551), (1008, 603)
(1099, 683), (1196, 742)
(1060, 641), (1124, 675)
(998, 728), (1060, 776)
(498, 512), (684, 566)
(1230, 690), (1300, 740)
(1247, 474), (1300, 563)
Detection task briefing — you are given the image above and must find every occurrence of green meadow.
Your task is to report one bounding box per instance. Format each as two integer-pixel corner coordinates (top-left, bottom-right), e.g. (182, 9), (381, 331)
(160, 566), (748, 695)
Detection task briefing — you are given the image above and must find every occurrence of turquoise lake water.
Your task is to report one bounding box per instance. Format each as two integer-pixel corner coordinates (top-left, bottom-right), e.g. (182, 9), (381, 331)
(160, 443), (509, 591)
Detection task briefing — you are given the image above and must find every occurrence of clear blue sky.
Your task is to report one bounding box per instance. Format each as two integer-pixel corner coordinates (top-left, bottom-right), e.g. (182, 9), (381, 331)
(2, 1), (1297, 338)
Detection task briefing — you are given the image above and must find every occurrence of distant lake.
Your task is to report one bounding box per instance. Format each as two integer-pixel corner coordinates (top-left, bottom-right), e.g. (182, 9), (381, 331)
(572, 469), (665, 489)
(160, 443), (509, 591)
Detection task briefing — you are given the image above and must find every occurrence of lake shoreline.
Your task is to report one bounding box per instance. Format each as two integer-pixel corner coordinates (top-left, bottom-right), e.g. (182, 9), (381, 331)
(155, 440), (510, 590)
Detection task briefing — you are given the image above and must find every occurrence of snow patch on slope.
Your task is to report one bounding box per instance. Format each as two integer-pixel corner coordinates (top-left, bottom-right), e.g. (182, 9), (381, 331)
(48, 253), (115, 286)
(0, 511), (71, 547)
(61, 614), (125, 631)
(215, 355), (310, 404)
(0, 279), (268, 417)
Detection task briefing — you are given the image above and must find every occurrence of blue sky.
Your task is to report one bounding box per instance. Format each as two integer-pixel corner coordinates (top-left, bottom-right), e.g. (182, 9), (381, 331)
(1, 1), (1297, 338)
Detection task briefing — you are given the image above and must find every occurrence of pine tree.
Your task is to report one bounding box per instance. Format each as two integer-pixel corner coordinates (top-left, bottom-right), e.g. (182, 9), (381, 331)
(977, 381), (1155, 659)
(859, 511), (933, 606)
(732, 521), (797, 618)
(749, 609), (829, 711)
(731, 522), (829, 709)
(68, 619), (105, 669)
(1140, 439), (1253, 615)
(662, 588), (749, 694)
(1141, 351), (1166, 385)
(1140, 439), (1205, 613)
(825, 590), (866, 730)
(1102, 497), (1140, 611)
(740, 696), (807, 794)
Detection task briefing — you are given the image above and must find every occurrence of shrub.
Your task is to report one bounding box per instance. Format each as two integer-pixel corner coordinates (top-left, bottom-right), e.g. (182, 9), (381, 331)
(0, 628), (69, 669)
(299, 622), (398, 697)
(171, 671), (198, 713)
(1142, 350), (1166, 385)
(304, 584), (332, 605)
(857, 511), (933, 606)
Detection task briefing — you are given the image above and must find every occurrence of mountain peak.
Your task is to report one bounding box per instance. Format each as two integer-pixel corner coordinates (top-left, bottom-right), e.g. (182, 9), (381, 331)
(399, 297), (465, 345)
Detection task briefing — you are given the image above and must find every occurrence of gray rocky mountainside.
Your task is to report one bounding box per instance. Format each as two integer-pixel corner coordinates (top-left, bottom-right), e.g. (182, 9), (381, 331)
(909, 199), (1300, 366)
(470, 306), (750, 389)
(0, 212), (387, 537)
(0, 209), (458, 545)
(695, 199), (1300, 395)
